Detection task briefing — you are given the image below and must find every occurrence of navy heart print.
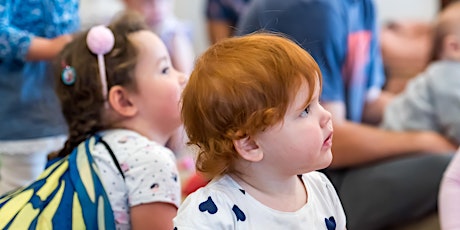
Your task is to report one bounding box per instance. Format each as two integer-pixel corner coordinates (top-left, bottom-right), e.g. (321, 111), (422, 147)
(325, 216), (336, 230)
(232, 205), (246, 221)
(172, 173), (178, 182)
(199, 196), (218, 214)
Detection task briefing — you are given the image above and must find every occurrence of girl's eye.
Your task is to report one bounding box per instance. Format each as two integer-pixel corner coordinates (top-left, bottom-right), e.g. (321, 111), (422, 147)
(162, 67), (170, 74)
(300, 106), (311, 118)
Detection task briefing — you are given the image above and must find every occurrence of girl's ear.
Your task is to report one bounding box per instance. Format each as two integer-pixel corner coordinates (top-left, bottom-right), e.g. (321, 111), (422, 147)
(108, 85), (138, 117)
(233, 136), (263, 162)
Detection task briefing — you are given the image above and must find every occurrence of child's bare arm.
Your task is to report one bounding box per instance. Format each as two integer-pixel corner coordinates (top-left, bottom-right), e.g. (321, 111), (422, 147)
(130, 202), (177, 230)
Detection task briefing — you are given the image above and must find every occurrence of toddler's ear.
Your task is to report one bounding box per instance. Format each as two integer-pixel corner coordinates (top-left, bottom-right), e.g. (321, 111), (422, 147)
(442, 34), (460, 58)
(108, 85), (137, 117)
(233, 136), (263, 162)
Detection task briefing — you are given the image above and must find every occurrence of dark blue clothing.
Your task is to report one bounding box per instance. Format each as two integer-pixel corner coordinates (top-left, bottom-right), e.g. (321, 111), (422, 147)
(206, 0), (251, 28)
(237, 0), (385, 122)
(0, 0), (79, 140)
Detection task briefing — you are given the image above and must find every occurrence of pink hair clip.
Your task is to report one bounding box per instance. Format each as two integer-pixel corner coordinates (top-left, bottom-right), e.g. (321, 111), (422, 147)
(86, 25), (115, 100)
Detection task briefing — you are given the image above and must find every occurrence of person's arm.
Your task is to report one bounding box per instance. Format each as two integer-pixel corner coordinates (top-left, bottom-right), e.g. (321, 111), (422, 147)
(26, 35), (73, 61)
(324, 101), (456, 168)
(205, 0), (237, 44)
(207, 20), (233, 44)
(125, 138), (181, 229)
(362, 90), (394, 124)
(131, 202), (177, 230)
(0, 0), (73, 61)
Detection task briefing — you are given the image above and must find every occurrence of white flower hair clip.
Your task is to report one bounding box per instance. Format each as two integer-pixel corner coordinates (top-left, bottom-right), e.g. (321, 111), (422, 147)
(86, 25), (115, 100)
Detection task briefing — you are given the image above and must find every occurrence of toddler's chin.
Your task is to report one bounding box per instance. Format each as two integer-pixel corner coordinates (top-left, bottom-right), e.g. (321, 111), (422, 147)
(320, 150), (334, 169)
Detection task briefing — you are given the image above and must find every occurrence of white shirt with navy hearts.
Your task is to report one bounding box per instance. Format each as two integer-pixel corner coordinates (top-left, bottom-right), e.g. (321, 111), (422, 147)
(174, 171), (346, 229)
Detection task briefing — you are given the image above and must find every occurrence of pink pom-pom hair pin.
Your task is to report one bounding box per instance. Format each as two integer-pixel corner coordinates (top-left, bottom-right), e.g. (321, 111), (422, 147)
(86, 25), (115, 102)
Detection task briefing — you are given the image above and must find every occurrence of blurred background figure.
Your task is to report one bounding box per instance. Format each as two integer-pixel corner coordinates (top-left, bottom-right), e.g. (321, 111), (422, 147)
(79, 0), (125, 30)
(380, 20), (433, 94)
(124, 0), (195, 75)
(206, 0), (251, 44)
(378, 0), (460, 94)
(441, 0), (460, 8)
(381, 1), (460, 146)
(0, 0), (79, 195)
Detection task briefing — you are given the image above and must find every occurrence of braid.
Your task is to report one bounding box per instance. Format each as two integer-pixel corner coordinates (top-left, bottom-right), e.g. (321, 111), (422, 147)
(58, 108), (104, 157)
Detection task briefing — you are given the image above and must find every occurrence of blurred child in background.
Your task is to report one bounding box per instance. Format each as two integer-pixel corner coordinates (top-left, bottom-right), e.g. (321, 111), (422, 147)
(124, 0), (195, 75)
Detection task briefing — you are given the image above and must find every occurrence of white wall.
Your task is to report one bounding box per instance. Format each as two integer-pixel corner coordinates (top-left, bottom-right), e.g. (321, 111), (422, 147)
(374, 0), (439, 23)
(79, 0), (125, 30)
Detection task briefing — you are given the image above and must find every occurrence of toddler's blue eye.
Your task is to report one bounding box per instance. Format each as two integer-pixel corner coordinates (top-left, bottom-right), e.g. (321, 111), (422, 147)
(300, 106), (311, 118)
(162, 67), (170, 74)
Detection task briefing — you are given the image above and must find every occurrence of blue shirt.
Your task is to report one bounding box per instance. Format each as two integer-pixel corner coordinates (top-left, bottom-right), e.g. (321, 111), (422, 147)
(237, 0), (385, 122)
(0, 0), (79, 140)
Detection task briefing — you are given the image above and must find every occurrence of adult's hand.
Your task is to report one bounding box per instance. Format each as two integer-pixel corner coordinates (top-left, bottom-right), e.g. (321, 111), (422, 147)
(26, 34), (73, 61)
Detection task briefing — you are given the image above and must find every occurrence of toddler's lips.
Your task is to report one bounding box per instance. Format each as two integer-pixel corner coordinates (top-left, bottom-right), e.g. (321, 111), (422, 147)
(323, 133), (333, 148)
